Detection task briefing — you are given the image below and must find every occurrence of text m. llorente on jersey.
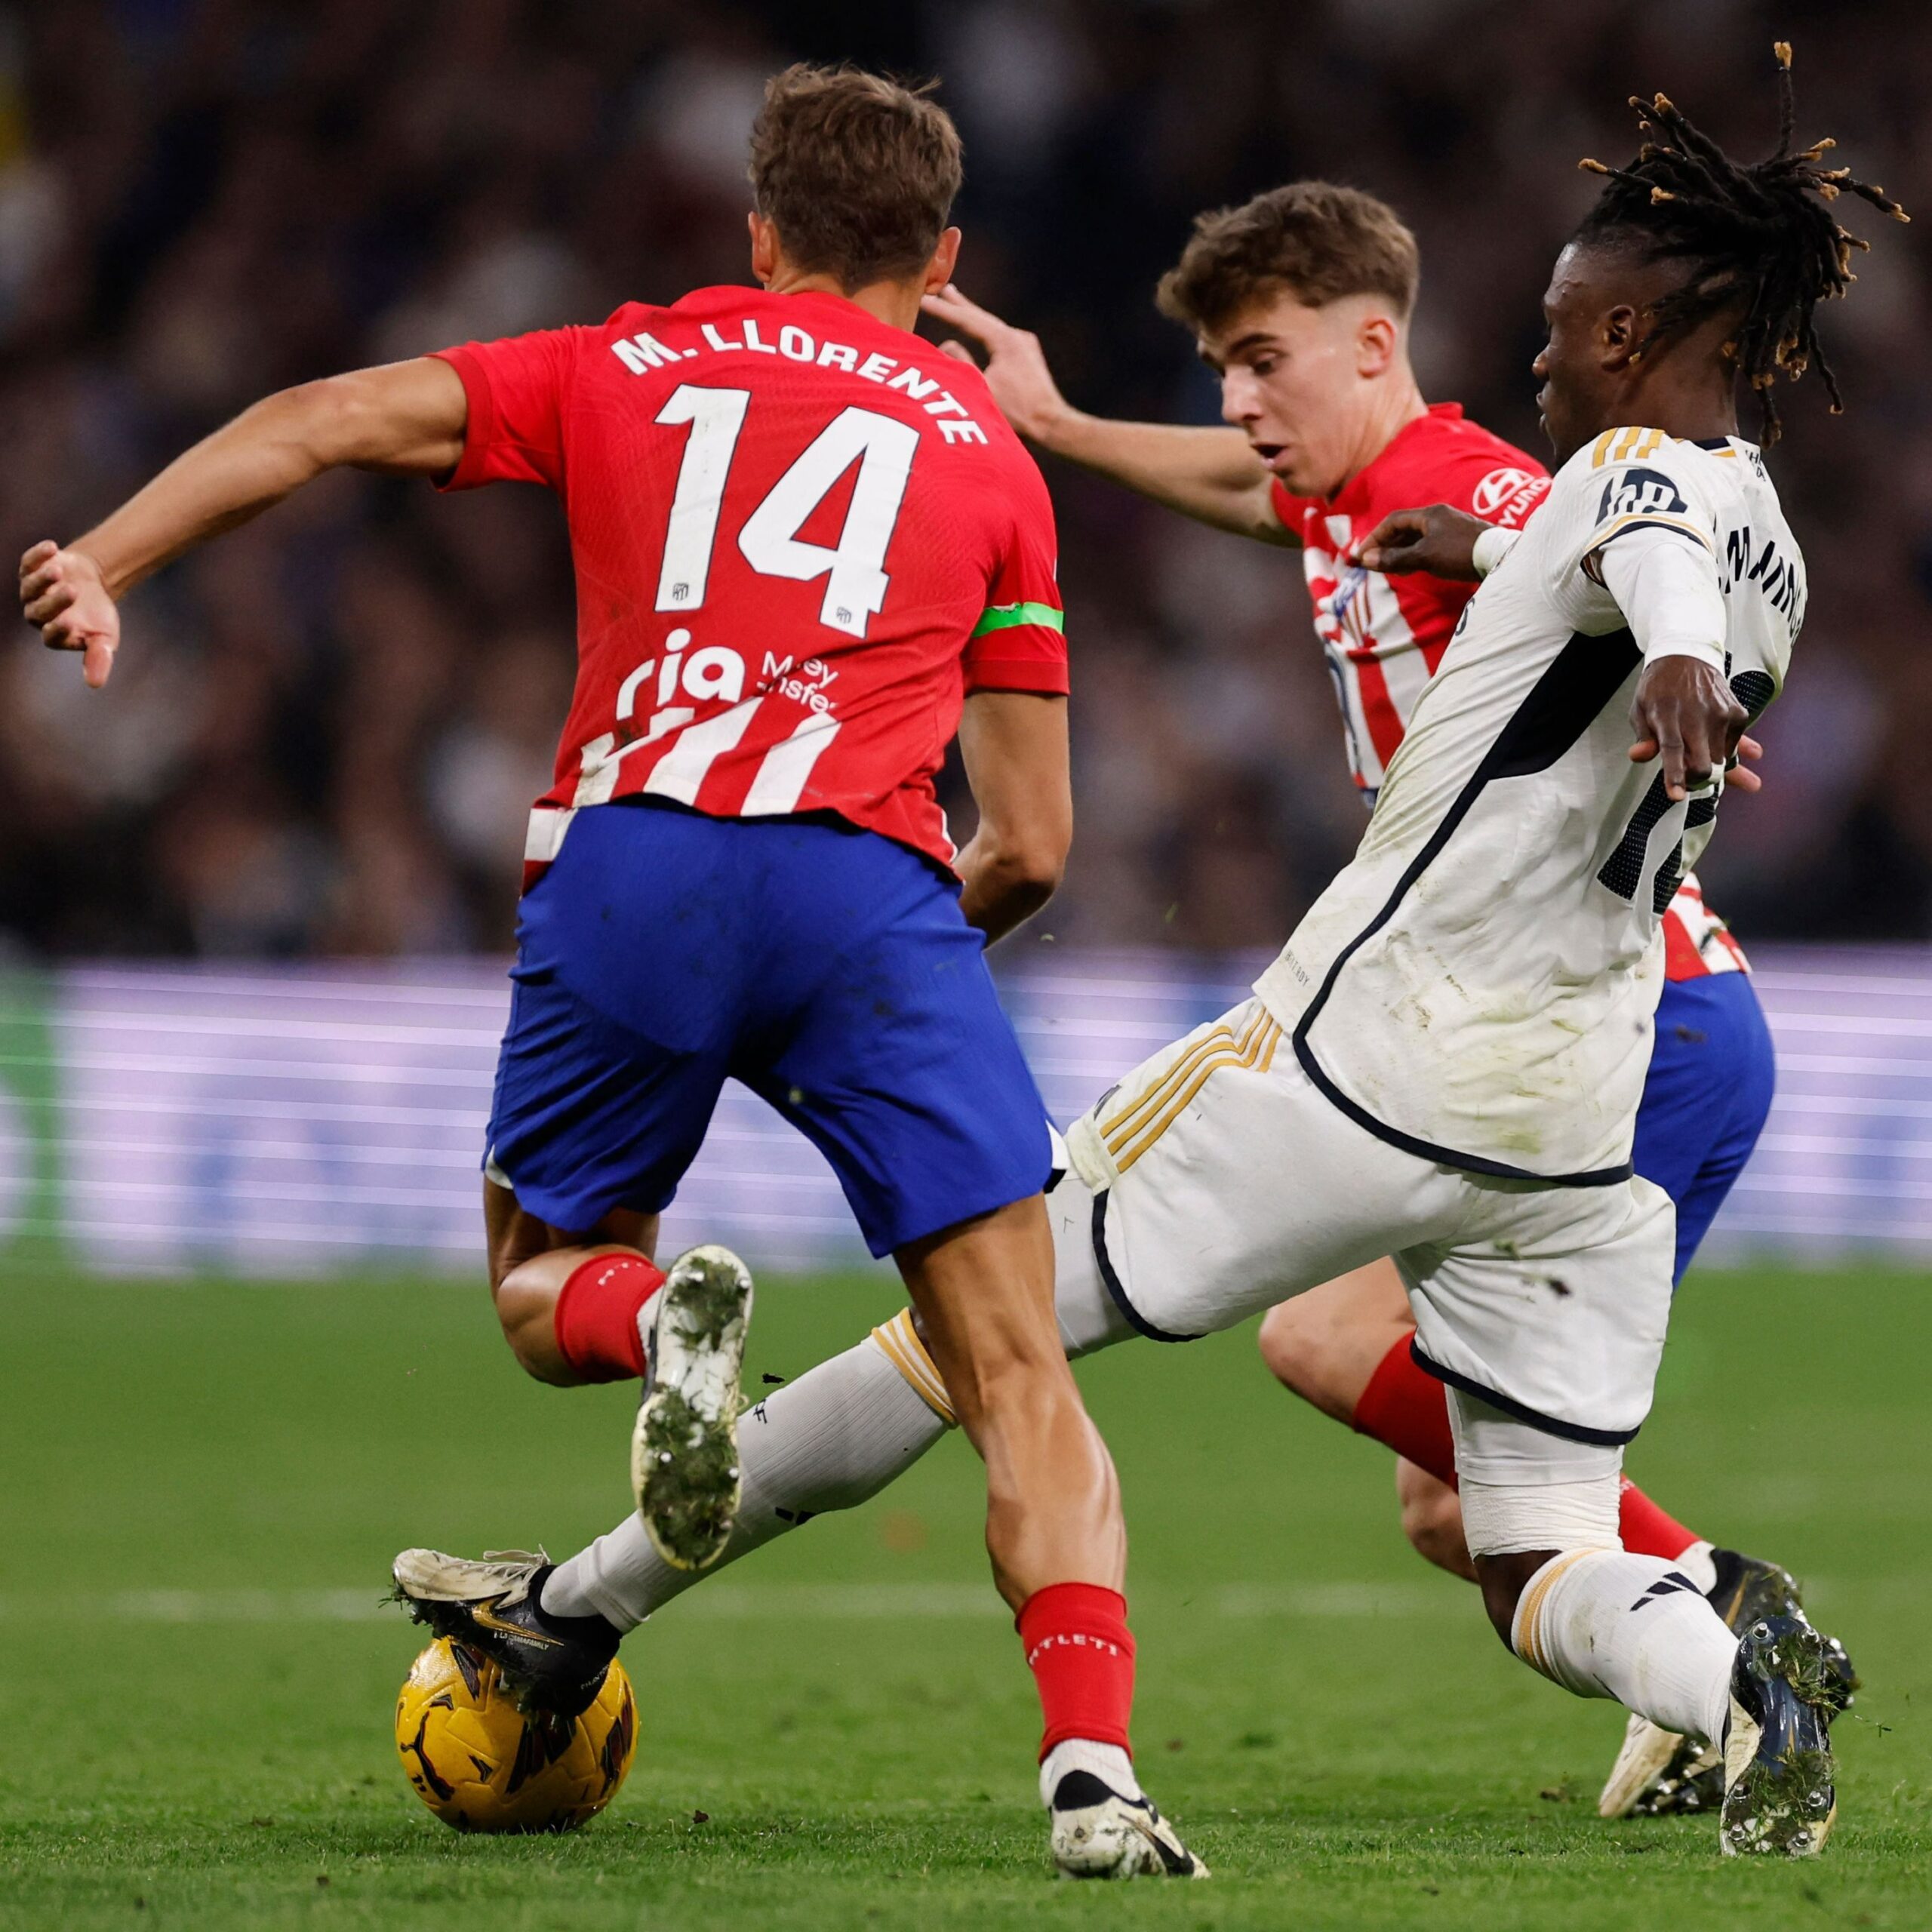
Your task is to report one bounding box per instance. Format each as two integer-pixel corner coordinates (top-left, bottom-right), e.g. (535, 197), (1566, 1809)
(610, 318), (991, 445)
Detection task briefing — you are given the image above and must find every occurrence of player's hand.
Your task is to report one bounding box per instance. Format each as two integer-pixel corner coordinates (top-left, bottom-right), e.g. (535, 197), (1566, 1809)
(20, 540), (120, 688)
(1355, 503), (1487, 580)
(921, 285), (1072, 444)
(1629, 656), (1748, 801)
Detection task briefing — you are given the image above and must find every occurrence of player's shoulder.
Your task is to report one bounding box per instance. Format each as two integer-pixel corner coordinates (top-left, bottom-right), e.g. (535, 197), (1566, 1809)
(1371, 405), (1549, 525)
(1556, 426), (1737, 492)
(1546, 427), (1720, 521)
(1539, 429), (1732, 571)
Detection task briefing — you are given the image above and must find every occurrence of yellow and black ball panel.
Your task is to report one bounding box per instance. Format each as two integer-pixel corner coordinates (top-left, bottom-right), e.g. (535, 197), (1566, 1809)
(394, 1636), (636, 1833)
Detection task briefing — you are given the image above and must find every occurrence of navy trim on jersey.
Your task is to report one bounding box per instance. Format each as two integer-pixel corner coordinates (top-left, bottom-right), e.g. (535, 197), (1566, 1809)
(1592, 517), (1712, 555)
(1576, 518), (1715, 591)
(1091, 1189), (1201, 1343)
(1409, 1337), (1643, 1446)
(1291, 626), (1644, 1189)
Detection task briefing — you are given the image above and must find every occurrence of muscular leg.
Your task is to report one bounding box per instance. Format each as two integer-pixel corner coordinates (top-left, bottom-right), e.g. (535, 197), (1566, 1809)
(545, 1165), (1134, 1629)
(483, 1177), (660, 1386)
(897, 1195), (1123, 1609)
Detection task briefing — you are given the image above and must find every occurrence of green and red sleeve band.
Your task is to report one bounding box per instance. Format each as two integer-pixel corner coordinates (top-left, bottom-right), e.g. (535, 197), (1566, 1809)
(964, 601), (1070, 697)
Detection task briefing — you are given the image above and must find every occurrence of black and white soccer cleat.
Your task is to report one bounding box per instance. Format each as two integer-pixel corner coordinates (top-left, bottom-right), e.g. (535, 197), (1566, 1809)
(632, 1245), (755, 1573)
(1720, 1613), (1838, 1857)
(1598, 1548), (1857, 1820)
(1047, 1765), (1207, 1880)
(389, 1547), (619, 1717)
(1706, 1549), (1857, 1715)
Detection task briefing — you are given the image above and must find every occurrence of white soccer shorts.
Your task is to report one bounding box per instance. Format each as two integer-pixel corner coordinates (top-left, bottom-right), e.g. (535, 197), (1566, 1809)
(1049, 996), (1676, 1445)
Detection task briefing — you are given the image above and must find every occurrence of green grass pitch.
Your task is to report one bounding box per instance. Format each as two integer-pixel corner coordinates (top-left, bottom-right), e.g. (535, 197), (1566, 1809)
(2, 1263), (1927, 1930)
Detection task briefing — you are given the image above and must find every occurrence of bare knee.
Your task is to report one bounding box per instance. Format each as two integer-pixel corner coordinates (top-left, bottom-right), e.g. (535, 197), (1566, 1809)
(1395, 1460), (1477, 1583)
(1258, 1300), (1358, 1423)
(481, 1179), (657, 1384)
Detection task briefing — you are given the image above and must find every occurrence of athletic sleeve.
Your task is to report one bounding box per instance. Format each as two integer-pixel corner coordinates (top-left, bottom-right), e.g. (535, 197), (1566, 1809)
(964, 463), (1069, 697)
(1594, 524), (1729, 672)
(1545, 431), (1722, 634)
(1561, 430), (1719, 571)
(1472, 526), (1521, 577)
(431, 328), (591, 492)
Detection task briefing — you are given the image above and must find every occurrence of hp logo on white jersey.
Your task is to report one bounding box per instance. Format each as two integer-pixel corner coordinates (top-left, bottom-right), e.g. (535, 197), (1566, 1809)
(1598, 466), (1689, 521)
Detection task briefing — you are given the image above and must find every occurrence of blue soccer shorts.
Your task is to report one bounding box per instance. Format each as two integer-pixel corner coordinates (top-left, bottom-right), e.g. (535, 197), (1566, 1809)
(485, 798), (1054, 1257)
(1634, 971), (1776, 1284)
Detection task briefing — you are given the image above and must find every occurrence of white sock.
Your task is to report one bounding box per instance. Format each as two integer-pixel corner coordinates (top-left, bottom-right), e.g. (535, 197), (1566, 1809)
(1512, 1548), (1737, 1743)
(1672, 1538), (1719, 1595)
(543, 1333), (951, 1629)
(1041, 1738), (1141, 1808)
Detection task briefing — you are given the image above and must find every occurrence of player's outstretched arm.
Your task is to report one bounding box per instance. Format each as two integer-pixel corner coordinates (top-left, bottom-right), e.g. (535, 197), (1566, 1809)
(954, 691), (1072, 943)
(19, 357), (469, 688)
(922, 285), (1291, 546)
(1361, 506), (1764, 792)
(1593, 527), (1748, 801)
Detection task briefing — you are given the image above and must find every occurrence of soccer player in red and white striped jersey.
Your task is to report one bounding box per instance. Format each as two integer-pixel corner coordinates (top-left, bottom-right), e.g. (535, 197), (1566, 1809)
(431, 288), (1069, 894)
(1272, 401), (1549, 794)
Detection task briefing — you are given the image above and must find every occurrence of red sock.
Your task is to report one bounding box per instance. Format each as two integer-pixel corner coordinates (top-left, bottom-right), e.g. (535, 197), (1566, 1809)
(552, 1251), (664, 1382)
(1353, 1334), (1705, 1559)
(1018, 1583), (1135, 1760)
(1351, 1334), (1458, 1485)
(1617, 1475), (1702, 1560)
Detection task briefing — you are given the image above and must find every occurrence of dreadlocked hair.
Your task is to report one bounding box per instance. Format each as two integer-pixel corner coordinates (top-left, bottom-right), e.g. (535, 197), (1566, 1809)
(1575, 41), (1908, 444)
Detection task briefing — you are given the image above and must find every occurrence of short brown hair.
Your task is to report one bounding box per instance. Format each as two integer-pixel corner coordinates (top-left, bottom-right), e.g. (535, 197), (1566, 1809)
(1155, 182), (1420, 334)
(748, 64), (964, 291)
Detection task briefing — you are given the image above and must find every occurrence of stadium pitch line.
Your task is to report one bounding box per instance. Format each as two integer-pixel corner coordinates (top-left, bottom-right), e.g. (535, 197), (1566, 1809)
(0, 1580), (1460, 1623)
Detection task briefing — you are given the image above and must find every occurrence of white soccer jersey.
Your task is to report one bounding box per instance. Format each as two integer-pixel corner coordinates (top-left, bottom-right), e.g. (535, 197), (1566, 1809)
(1254, 428), (1803, 1184)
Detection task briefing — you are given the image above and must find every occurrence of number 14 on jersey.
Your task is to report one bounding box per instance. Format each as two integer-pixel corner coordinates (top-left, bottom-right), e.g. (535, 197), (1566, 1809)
(654, 385), (917, 639)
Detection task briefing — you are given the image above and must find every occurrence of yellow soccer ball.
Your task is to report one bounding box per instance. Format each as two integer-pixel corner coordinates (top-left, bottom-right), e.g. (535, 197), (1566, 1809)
(394, 1636), (637, 1833)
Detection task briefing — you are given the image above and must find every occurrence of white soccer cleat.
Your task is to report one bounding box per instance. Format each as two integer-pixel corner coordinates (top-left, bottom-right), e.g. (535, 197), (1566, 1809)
(632, 1245), (755, 1573)
(1042, 1743), (1206, 1880)
(392, 1546), (548, 1605)
(388, 1546), (618, 1715)
(1599, 1712), (1720, 1818)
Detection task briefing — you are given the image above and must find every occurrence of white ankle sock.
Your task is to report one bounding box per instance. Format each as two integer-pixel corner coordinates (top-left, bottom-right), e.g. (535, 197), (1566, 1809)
(1040, 1738), (1141, 1808)
(1672, 1539), (1719, 1595)
(543, 1333), (950, 1629)
(1512, 1548), (1737, 1743)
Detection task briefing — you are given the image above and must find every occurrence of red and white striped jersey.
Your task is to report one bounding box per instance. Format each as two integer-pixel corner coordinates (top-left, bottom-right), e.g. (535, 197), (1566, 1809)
(1271, 404), (1746, 983)
(432, 286), (1067, 888)
(1661, 873), (1749, 978)
(1272, 404), (1549, 795)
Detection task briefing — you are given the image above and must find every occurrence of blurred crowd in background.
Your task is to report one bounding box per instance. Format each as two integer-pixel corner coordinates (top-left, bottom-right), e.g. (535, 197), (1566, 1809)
(0, 0), (1927, 959)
